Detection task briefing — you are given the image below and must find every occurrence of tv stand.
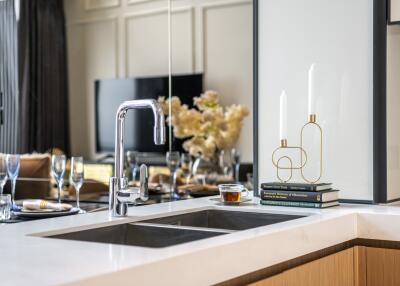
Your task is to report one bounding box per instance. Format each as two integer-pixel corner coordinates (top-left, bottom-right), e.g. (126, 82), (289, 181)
(96, 153), (115, 163)
(95, 152), (167, 166)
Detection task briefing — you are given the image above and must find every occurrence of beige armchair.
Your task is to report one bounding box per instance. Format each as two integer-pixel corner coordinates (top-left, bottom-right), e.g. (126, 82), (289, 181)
(4, 154), (51, 200)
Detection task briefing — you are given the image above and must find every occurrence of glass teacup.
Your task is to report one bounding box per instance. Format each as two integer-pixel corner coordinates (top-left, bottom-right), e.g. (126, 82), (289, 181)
(218, 184), (249, 204)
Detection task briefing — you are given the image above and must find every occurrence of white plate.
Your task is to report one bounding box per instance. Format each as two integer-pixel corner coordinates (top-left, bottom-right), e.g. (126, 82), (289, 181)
(21, 208), (58, 213)
(13, 208), (80, 218)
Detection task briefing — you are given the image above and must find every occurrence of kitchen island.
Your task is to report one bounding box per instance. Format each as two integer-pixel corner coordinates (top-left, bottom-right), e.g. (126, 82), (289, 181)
(2, 195), (400, 286)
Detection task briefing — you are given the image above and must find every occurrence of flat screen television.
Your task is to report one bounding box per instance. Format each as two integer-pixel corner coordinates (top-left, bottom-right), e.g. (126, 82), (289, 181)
(95, 74), (203, 155)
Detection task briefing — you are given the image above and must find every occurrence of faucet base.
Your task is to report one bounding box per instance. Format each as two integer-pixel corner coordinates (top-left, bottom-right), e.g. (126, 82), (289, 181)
(116, 203), (128, 217)
(109, 176), (143, 217)
(109, 176), (127, 217)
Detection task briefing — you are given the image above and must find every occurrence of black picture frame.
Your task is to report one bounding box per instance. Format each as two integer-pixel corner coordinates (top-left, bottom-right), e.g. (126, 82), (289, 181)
(252, 0), (388, 203)
(388, 0), (400, 25)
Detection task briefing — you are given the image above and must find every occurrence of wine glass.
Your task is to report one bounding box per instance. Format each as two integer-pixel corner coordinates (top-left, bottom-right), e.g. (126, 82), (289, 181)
(6, 154), (20, 209)
(0, 154), (7, 196)
(180, 153), (193, 185)
(166, 151), (180, 199)
(70, 157), (85, 213)
(52, 154), (66, 204)
(127, 151), (139, 181)
(231, 149), (241, 182)
(218, 150), (233, 177)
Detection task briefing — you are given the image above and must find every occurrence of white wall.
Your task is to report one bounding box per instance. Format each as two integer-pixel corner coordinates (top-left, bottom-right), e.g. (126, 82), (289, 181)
(258, 0), (374, 200)
(390, 0), (400, 22)
(65, 0), (253, 162)
(387, 25), (400, 201)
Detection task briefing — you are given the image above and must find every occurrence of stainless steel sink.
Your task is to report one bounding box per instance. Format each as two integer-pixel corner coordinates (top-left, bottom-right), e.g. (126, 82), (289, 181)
(48, 223), (226, 248)
(143, 209), (305, 231)
(45, 209), (306, 248)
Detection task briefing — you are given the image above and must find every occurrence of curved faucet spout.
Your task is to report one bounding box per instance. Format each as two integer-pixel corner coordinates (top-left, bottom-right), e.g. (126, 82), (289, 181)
(116, 99), (165, 144)
(152, 102), (166, 145)
(114, 99), (166, 178)
(110, 99), (166, 216)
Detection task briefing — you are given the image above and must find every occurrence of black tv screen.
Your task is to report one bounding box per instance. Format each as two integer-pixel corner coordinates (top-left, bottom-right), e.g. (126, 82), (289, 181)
(95, 74), (203, 153)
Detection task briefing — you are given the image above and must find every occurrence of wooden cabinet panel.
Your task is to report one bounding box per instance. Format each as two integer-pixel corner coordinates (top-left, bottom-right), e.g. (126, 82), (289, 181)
(249, 274), (285, 286)
(366, 247), (400, 286)
(249, 246), (400, 286)
(249, 248), (354, 286)
(285, 247), (354, 286)
(354, 246), (367, 286)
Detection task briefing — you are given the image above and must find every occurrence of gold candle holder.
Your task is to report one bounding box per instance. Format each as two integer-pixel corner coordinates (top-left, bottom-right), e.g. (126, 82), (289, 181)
(300, 114), (323, 183)
(271, 114), (323, 184)
(272, 139), (307, 183)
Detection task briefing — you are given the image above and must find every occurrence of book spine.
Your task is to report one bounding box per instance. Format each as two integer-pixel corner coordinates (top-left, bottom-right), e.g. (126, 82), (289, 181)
(260, 184), (317, 191)
(260, 190), (322, 202)
(260, 200), (324, 208)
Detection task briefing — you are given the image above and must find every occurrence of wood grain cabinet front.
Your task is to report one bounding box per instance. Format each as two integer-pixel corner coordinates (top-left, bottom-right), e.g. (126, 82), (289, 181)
(250, 248), (354, 286)
(363, 246), (400, 286)
(249, 246), (400, 286)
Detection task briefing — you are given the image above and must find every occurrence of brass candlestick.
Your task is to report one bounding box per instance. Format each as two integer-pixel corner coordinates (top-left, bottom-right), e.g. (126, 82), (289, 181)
(272, 139), (307, 183)
(300, 114), (323, 183)
(271, 113), (323, 183)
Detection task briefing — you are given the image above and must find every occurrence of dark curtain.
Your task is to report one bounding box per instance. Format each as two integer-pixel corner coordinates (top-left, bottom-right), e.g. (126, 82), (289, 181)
(18, 0), (70, 155)
(0, 0), (19, 153)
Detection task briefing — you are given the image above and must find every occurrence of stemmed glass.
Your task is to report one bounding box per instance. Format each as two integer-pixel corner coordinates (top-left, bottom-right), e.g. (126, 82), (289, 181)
(52, 154), (66, 204)
(70, 157), (85, 213)
(231, 149), (241, 182)
(180, 153), (193, 185)
(0, 154), (7, 196)
(127, 151), (139, 181)
(218, 150), (233, 177)
(6, 154), (20, 209)
(166, 151), (180, 199)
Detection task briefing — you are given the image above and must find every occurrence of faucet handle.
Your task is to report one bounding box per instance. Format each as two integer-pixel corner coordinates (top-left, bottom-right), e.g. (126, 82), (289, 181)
(139, 164), (149, 201)
(117, 187), (140, 204)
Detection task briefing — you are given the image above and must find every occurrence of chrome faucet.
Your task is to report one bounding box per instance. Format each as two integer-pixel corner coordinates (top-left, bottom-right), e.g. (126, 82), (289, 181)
(109, 99), (166, 217)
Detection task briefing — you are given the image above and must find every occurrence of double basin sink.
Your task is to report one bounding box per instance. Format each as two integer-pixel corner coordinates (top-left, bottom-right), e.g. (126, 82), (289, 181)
(47, 209), (306, 248)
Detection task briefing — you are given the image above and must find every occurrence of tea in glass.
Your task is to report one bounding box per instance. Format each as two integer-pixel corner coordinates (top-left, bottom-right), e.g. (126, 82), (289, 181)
(218, 184), (249, 204)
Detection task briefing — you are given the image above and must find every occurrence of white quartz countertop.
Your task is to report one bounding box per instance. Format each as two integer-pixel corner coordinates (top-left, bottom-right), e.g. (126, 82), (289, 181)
(2, 195), (400, 286)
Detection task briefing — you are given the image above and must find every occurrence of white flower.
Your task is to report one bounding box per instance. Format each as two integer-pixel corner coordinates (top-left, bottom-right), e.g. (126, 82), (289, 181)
(158, 91), (249, 160)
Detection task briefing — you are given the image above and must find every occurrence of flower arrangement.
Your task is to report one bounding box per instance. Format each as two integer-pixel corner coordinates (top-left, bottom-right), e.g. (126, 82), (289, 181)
(158, 91), (249, 160)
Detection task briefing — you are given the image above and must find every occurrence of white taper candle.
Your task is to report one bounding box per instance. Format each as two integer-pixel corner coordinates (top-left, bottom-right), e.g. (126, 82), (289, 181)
(308, 63), (316, 115)
(280, 90), (287, 141)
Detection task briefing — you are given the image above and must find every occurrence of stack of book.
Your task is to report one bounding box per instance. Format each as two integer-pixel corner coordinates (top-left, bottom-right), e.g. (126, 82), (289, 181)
(259, 182), (339, 209)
